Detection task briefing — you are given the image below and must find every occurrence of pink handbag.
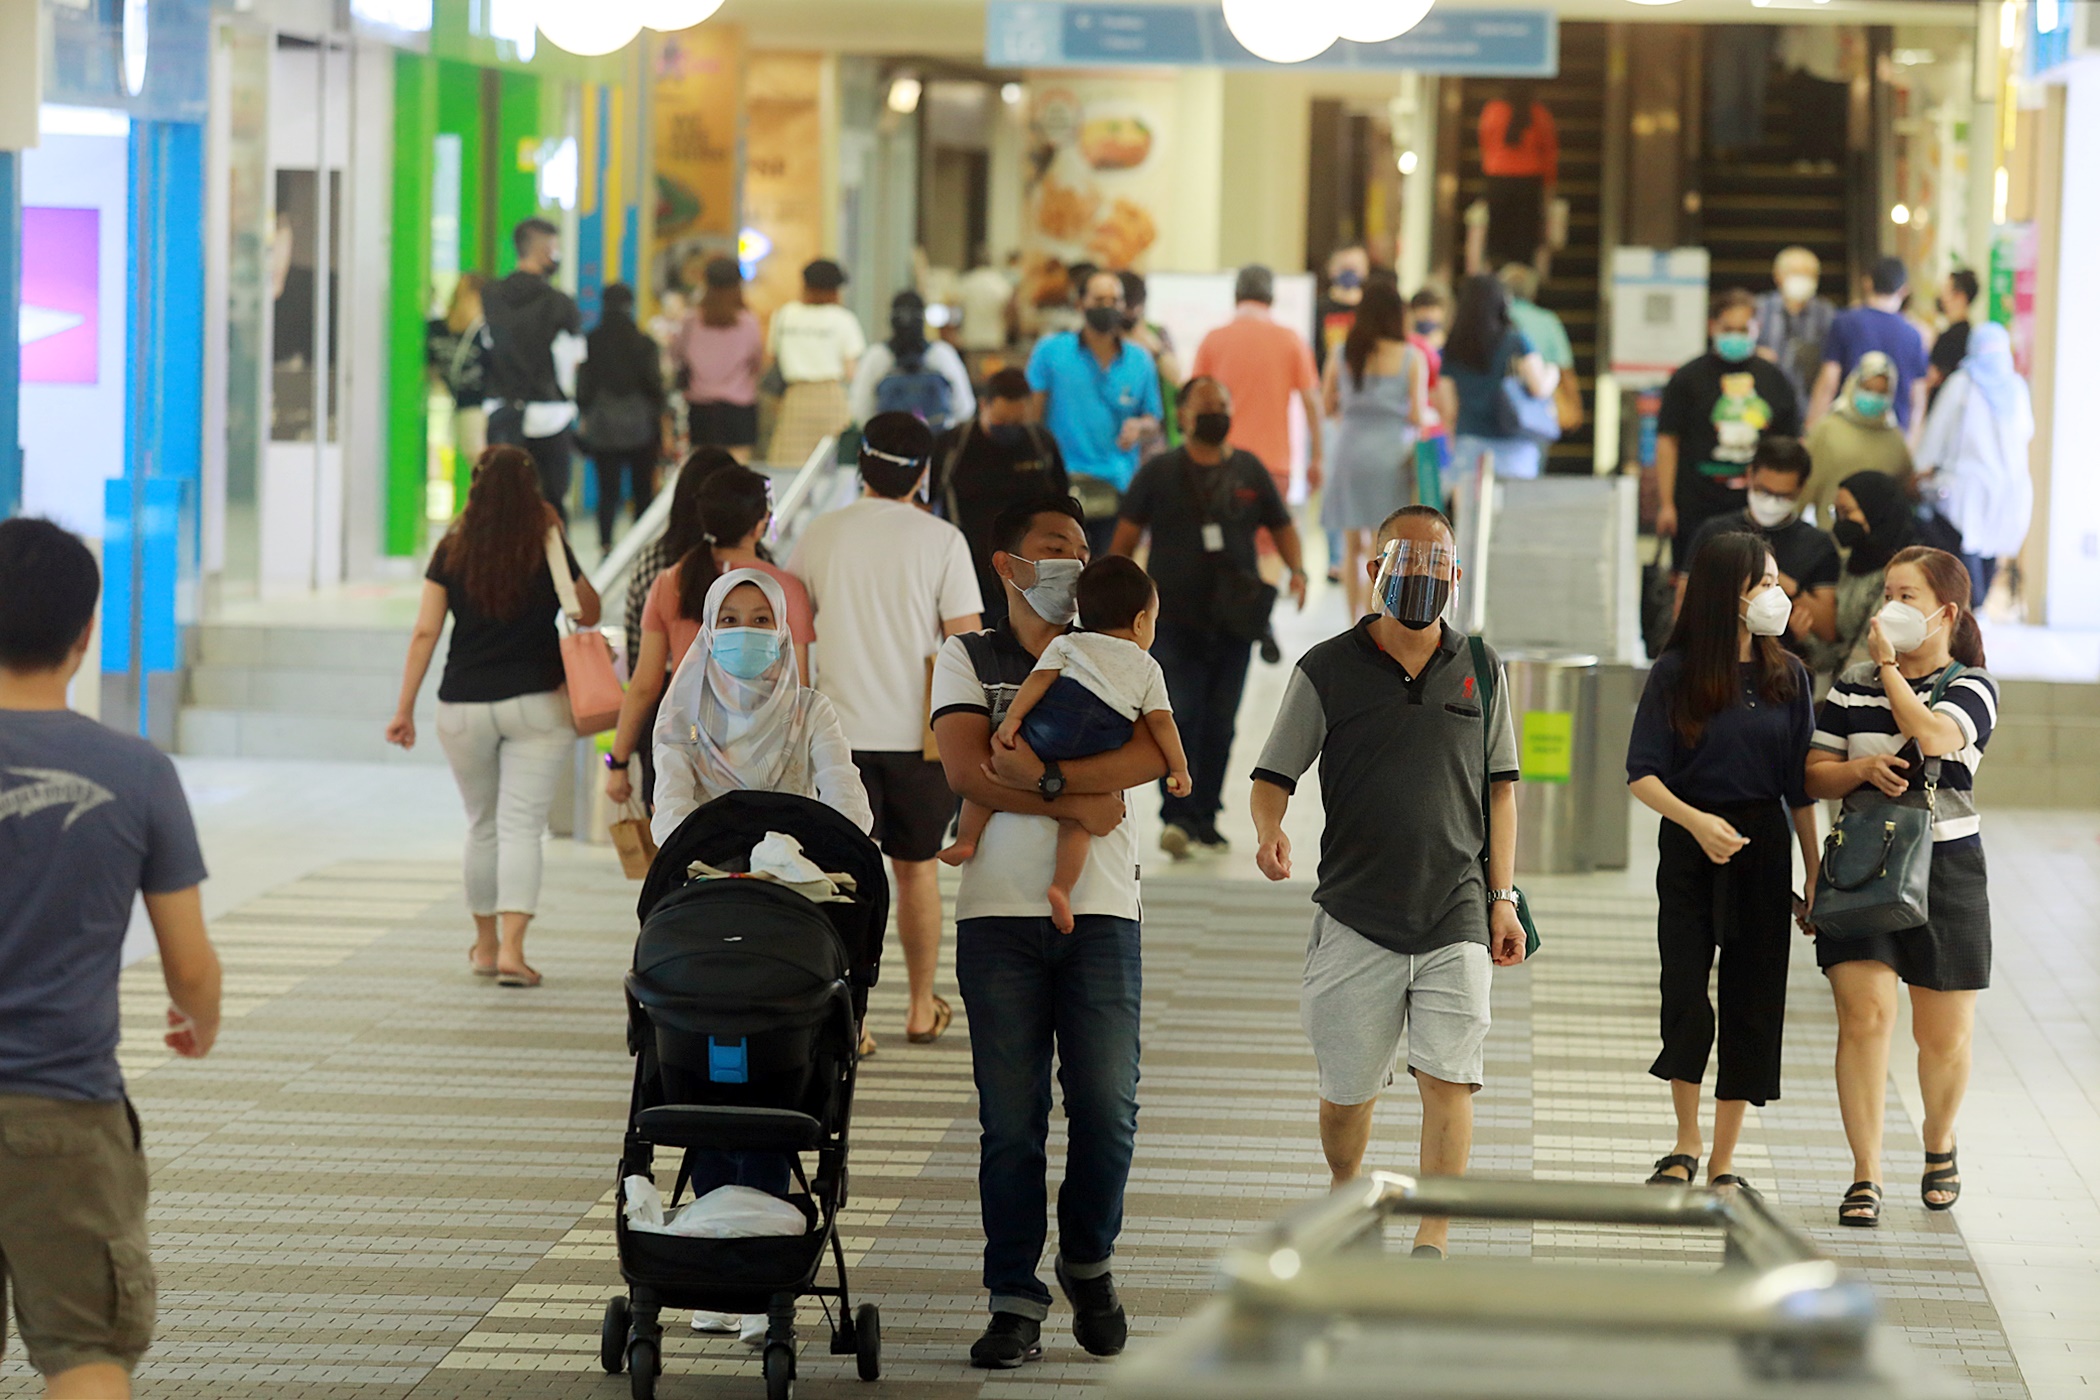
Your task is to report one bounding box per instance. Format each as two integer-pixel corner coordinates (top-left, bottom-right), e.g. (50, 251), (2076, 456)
(545, 528), (623, 735)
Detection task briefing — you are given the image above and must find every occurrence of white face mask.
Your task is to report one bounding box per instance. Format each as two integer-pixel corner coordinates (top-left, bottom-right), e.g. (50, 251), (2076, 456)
(1743, 585), (1792, 637)
(1876, 599), (1943, 655)
(1010, 555), (1084, 624)
(1745, 489), (1798, 529)
(1781, 274), (1818, 304)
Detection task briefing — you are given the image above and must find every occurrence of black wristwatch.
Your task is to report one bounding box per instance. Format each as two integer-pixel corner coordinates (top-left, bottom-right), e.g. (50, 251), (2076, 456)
(604, 751), (628, 772)
(1037, 759), (1066, 802)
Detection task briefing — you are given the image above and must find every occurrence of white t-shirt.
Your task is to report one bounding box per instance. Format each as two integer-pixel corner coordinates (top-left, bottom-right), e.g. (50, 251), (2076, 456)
(791, 497), (984, 751)
(1035, 633), (1170, 720)
(958, 267), (1015, 352)
(768, 301), (867, 384)
(931, 631), (1142, 923)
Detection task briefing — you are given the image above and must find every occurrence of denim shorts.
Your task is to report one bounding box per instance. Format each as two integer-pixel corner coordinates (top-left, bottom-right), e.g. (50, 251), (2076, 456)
(1018, 677), (1134, 762)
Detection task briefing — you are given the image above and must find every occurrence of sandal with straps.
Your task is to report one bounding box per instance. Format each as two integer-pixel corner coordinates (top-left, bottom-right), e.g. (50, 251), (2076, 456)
(1646, 1153), (1699, 1185)
(1839, 1180), (1883, 1227)
(1922, 1147), (1961, 1211)
(1711, 1174), (1758, 1196)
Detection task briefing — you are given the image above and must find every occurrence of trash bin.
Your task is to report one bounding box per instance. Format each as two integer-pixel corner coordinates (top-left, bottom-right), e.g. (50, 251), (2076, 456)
(1503, 650), (1600, 875)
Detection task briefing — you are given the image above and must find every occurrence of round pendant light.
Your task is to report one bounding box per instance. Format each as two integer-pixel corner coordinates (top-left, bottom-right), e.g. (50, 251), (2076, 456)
(1333, 0), (1436, 43)
(1222, 0), (1340, 65)
(538, 0), (644, 56)
(637, 0), (726, 30)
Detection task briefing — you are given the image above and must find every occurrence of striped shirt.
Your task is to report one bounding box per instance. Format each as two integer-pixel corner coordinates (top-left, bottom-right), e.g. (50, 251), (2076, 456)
(1811, 662), (1997, 847)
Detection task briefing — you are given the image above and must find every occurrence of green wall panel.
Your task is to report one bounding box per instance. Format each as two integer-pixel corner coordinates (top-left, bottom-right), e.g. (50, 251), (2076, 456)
(435, 58), (486, 279)
(387, 49), (437, 557)
(495, 70), (544, 274)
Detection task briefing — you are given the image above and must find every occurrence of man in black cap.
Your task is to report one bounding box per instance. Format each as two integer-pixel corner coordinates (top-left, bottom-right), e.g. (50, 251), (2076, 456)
(482, 218), (585, 519)
(764, 258), (866, 465)
(789, 412), (983, 1051)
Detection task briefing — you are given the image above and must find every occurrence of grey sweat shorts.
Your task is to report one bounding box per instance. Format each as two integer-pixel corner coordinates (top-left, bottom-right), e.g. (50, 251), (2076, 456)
(1301, 909), (1492, 1103)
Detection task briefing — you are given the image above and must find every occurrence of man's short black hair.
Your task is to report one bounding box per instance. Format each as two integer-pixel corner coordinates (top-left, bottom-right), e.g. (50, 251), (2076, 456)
(1117, 269), (1147, 310)
(1750, 434), (1812, 485)
(1076, 555), (1155, 633)
(1947, 268), (1980, 304)
(986, 367), (1032, 401)
(513, 217), (559, 256)
(0, 518), (100, 671)
(1408, 287), (1444, 312)
(1870, 255), (1910, 297)
(989, 496), (1085, 557)
(1375, 503), (1455, 545)
(859, 411), (936, 497)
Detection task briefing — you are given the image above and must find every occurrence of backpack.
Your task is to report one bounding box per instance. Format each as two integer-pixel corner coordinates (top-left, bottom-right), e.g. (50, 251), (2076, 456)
(874, 348), (955, 429)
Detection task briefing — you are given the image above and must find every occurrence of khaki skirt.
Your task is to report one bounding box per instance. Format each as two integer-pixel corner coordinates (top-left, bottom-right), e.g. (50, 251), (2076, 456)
(767, 379), (849, 468)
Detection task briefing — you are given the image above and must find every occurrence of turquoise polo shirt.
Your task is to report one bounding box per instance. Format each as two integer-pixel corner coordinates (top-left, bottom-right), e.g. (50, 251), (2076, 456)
(1025, 331), (1163, 492)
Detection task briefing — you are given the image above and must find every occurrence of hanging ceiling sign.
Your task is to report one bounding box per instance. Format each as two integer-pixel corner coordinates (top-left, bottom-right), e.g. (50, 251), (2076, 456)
(986, 2), (1557, 77)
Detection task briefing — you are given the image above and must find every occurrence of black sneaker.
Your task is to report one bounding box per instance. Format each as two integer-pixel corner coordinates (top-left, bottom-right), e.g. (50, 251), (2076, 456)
(1055, 1257), (1129, 1357)
(969, 1312), (1042, 1369)
(1192, 823), (1231, 854)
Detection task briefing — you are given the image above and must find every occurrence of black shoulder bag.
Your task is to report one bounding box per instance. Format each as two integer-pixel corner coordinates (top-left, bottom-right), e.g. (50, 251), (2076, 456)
(1185, 454), (1277, 643)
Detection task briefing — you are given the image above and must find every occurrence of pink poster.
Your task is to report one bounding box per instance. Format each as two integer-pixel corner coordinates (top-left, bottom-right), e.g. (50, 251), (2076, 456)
(21, 207), (100, 385)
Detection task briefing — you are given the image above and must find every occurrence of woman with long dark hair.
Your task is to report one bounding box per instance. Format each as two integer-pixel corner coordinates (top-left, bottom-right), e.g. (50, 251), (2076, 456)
(1320, 281), (1429, 616)
(620, 448), (739, 672)
(603, 466), (815, 810)
(676, 257), (764, 458)
(577, 282), (667, 552)
(1435, 273), (1558, 489)
(1806, 547), (1998, 1227)
(1626, 531), (1819, 1194)
(387, 446), (601, 988)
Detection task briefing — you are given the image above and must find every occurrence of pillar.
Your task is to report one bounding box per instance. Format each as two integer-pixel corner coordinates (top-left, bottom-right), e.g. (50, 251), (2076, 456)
(2041, 65), (2099, 628)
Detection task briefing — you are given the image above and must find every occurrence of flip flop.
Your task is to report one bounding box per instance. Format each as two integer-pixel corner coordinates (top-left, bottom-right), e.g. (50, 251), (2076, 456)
(496, 965), (542, 988)
(907, 995), (954, 1045)
(469, 948), (499, 977)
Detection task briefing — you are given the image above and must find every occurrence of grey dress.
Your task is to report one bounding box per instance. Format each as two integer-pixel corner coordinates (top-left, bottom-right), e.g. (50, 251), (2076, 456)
(1321, 351), (1420, 533)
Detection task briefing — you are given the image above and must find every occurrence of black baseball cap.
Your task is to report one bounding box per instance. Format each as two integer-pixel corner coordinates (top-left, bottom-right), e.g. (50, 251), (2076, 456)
(803, 258), (848, 291)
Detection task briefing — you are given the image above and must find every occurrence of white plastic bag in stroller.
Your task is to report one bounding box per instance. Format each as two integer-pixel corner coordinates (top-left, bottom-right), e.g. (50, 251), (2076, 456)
(622, 1177), (809, 1238)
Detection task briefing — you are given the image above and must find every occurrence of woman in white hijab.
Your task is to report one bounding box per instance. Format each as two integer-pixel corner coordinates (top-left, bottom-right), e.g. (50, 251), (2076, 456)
(651, 566), (872, 845)
(1916, 321), (2034, 606)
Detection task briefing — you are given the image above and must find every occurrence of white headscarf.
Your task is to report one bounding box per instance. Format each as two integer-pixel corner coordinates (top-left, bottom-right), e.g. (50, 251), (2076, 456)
(655, 566), (815, 798)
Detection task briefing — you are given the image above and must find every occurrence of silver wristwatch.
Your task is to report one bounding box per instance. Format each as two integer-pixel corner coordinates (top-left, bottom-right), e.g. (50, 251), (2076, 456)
(1487, 888), (1519, 908)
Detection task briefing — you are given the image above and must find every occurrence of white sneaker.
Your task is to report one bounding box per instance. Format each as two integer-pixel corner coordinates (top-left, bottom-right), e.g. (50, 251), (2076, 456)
(691, 1310), (740, 1333)
(739, 1313), (770, 1348)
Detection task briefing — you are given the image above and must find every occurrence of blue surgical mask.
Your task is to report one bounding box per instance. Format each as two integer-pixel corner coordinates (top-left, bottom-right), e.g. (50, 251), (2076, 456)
(1853, 389), (1891, 419)
(1714, 331), (1756, 363)
(712, 627), (782, 679)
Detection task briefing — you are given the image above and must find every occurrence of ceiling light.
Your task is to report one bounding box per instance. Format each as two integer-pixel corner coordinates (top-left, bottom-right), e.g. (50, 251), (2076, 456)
(1001, 82), (1024, 105)
(888, 76), (923, 114)
(637, 0), (724, 29)
(1333, 0), (1436, 44)
(538, 0), (643, 56)
(1890, 203), (1911, 225)
(1223, 0), (1339, 64)
(1396, 148), (1419, 174)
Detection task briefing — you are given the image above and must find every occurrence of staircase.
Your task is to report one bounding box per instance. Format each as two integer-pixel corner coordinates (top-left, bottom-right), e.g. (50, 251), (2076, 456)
(1697, 51), (1853, 303)
(178, 620), (449, 764)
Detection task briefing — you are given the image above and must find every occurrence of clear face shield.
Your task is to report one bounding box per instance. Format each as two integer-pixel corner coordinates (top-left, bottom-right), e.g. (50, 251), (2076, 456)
(1373, 538), (1458, 631)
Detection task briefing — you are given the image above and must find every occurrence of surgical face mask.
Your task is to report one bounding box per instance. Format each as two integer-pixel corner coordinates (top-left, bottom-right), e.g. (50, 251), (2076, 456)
(1373, 539), (1456, 631)
(1746, 488), (1799, 528)
(1190, 411), (1232, 446)
(1781, 274), (1817, 304)
(1876, 599), (1943, 655)
(712, 627), (782, 680)
(1084, 305), (1122, 334)
(1853, 389), (1891, 420)
(1333, 269), (1364, 292)
(1743, 585), (1792, 637)
(1714, 330), (1757, 363)
(1413, 319), (1443, 340)
(1011, 555), (1084, 624)
(1832, 518), (1868, 550)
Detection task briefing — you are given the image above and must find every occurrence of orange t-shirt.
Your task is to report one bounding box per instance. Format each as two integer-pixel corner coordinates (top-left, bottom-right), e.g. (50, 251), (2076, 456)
(1477, 100), (1559, 182)
(642, 559), (817, 670)
(1191, 308), (1319, 487)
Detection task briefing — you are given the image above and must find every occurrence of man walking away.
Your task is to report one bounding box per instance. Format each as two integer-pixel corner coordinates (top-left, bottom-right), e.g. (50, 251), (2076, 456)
(790, 413), (983, 1051)
(1250, 506), (1526, 1257)
(0, 519), (223, 1400)
(1027, 270), (1163, 557)
(930, 497), (1168, 1369)
(483, 218), (586, 520)
(932, 368), (1070, 627)
(1808, 256), (1930, 445)
(1925, 268), (1979, 410)
(1192, 264), (1325, 512)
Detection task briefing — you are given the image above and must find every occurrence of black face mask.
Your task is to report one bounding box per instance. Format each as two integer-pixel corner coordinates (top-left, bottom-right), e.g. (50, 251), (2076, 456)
(1385, 574), (1454, 630)
(1084, 305), (1122, 334)
(1190, 411), (1232, 446)
(988, 422), (1030, 449)
(1832, 519), (1868, 549)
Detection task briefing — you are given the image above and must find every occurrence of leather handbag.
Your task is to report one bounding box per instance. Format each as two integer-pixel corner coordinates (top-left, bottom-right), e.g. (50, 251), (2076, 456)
(1468, 637), (1540, 959)
(544, 527), (623, 735)
(1811, 664), (1966, 940)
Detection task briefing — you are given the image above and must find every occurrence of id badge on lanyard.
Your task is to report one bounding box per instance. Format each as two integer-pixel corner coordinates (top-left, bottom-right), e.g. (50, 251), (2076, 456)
(1201, 522), (1226, 554)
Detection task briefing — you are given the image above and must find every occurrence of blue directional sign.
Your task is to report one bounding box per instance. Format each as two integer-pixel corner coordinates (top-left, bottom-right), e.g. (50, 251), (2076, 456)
(986, 2), (1558, 77)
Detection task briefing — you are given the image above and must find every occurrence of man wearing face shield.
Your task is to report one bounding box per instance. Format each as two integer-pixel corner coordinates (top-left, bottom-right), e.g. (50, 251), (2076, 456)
(1250, 506), (1526, 1258)
(929, 497), (1171, 1370)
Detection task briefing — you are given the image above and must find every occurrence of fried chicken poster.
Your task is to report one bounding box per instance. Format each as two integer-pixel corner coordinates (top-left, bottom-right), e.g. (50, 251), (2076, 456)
(1021, 77), (1174, 298)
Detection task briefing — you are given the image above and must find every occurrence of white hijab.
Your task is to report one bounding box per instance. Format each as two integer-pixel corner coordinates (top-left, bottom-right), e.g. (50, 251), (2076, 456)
(655, 567), (816, 799)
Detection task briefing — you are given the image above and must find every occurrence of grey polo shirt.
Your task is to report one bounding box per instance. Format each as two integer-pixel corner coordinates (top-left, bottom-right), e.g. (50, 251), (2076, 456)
(1253, 620), (1519, 955)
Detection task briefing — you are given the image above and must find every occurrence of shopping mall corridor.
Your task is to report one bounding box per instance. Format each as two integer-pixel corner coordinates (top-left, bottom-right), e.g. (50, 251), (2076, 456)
(3, 595), (2096, 1398)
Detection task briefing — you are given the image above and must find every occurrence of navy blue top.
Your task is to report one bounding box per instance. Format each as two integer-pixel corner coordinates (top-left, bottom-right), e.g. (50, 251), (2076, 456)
(1626, 652), (1815, 810)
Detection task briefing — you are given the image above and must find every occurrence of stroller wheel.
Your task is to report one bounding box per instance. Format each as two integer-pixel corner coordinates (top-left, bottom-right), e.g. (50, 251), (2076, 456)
(626, 1337), (659, 1400)
(600, 1297), (630, 1374)
(854, 1303), (881, 1381)
(763, 1340), (796, 1400)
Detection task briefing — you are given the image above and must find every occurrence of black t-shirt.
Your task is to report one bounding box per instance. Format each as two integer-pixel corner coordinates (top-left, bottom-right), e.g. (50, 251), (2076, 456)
(932, 420), (1069, 622)
(1118, 446), (1291, 631)
(426, 536), (579, 703)
(1680, 510), (1841, 662)
(1657, 354), (1801, 533)
(1928, 320), (1970, 408)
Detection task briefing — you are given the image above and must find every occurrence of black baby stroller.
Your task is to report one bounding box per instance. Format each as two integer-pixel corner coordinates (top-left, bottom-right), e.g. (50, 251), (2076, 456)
(601, 791), (889, 1400)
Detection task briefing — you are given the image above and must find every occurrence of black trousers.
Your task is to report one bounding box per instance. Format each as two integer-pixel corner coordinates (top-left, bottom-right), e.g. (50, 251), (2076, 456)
(1150, 621), (1252, 832)
(488, 406), (574, 524)
(1650, 799), (1793, 1106)
(593, 447), (659, 550)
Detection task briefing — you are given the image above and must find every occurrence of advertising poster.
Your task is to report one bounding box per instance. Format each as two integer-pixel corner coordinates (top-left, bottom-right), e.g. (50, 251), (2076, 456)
(743, 54), (826, 331)
(20, 207), (100, 384)
(1017, 74), (1174, 313)
(649, 23), (743, 313)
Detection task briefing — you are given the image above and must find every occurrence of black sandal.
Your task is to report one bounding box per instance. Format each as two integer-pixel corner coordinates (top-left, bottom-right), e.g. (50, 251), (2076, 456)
(1646, 1153), (1699, 1185)
(1922, 1147), (1961, 1211)
(1839, 1180), (1882, 1227)
(1710, 1174), (1757, 1195)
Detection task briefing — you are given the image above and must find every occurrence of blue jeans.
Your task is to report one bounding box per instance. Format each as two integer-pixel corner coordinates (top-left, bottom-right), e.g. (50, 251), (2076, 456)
(683, 1149), (791, 1199)
(1151, 621), (1252, 830)
(1020, 676), (1135, 761)
(1447, 433), (1542, 495)
(956, 915), (1143, 1318)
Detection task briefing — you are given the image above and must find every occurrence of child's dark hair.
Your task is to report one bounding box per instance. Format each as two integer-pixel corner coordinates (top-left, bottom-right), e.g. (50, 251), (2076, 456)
(1751, 433), (1812, 485)
(0, 518), (101, 671)
(1076, 555), (1155, 632)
